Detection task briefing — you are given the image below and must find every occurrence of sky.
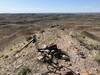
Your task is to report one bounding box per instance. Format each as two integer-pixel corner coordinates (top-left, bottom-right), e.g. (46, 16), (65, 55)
(0, 0), (100, 13)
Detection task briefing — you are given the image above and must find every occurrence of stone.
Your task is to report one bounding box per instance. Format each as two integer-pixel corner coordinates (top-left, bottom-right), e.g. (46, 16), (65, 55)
(37, 56), (43, 60)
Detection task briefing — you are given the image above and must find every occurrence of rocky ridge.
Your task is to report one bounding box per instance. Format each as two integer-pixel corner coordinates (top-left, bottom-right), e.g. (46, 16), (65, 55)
(0, 28), (100, 75)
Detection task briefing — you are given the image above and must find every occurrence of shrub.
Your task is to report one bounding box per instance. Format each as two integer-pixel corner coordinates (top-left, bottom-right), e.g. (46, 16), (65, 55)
(18, 66), (31, 75)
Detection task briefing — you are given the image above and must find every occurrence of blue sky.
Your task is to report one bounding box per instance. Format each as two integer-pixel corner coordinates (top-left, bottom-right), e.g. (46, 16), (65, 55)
(0, 0), (100, 13)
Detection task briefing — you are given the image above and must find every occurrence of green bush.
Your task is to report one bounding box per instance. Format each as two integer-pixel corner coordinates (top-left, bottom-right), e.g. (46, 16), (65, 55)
(18, 66), (31, 75)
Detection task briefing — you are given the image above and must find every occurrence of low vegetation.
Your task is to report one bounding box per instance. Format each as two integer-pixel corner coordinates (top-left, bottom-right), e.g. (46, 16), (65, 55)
(18, 66), (31, 75)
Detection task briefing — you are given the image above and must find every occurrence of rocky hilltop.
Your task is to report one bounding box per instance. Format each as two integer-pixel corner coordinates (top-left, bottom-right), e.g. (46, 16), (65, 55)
(0, 28), (100, 75)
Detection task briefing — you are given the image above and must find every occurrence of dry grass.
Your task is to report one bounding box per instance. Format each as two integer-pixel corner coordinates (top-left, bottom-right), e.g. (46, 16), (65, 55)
(77, 31), (100, 50)
(81, 31), (100, 42)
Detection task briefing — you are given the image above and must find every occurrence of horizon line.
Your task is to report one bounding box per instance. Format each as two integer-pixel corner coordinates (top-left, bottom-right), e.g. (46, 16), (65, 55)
(0, 12), (100, 14)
